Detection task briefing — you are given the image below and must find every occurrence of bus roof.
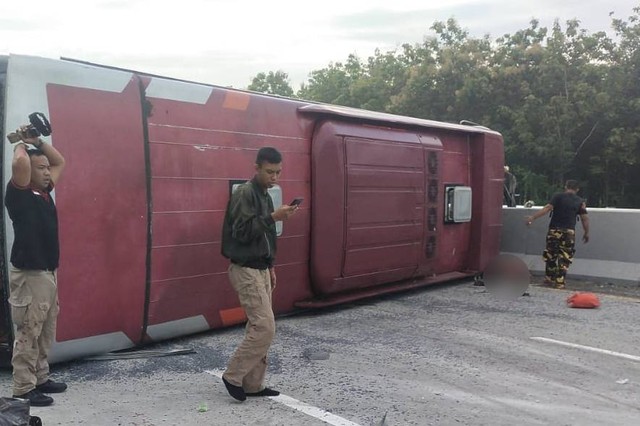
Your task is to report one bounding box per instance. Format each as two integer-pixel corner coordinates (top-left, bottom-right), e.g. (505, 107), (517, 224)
(298, 104), (501, 136)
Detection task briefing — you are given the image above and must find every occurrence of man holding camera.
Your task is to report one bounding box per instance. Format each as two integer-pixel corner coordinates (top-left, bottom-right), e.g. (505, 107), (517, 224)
(5, 125), (66, 406)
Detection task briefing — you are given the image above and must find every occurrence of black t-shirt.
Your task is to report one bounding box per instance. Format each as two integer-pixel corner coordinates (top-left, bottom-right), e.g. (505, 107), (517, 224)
(548, 192), (587, 230)
(5, 181), (59, 270)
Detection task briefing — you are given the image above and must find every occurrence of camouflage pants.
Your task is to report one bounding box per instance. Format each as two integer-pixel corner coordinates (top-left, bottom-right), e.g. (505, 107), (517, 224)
(543, 228), (576, 288)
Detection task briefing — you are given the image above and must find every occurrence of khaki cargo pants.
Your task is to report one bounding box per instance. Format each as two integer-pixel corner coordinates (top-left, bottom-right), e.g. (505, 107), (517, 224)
(9, 267), (59, 396)
(223, 264), (275, 393)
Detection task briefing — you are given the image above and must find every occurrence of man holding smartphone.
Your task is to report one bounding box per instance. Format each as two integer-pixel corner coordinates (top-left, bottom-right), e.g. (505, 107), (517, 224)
(220, 147), (298, 401)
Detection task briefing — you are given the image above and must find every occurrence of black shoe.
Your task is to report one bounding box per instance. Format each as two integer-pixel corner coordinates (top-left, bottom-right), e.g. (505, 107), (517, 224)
(246, 387), (280, 397)
(222, 376), (246, 401)
(36, 379), (68, 393)
(13, 389), (54, 407)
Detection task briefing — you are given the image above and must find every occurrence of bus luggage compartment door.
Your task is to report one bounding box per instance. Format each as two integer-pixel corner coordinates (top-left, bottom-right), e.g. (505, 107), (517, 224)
(311, 120), (437, 295)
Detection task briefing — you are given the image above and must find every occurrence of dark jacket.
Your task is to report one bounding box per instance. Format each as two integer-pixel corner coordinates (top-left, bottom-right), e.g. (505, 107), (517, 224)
(221, 177), (276, 269)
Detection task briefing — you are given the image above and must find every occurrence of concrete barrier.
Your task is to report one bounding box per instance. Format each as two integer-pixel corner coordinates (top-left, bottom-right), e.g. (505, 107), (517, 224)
(501, 207), (640, 285)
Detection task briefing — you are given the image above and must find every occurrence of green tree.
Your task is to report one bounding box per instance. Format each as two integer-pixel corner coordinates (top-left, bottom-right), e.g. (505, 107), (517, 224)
(247, 71), (294, 97)
(289, 11), (640, 206)
(589, 7), (640, 207)
(391, 18), (494, 124)
(297, 54), (364, 105)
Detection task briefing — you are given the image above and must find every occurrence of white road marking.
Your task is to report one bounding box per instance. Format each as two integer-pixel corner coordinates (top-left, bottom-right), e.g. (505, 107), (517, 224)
(205, 369), (362, 426)
(531, 337), (640, 362)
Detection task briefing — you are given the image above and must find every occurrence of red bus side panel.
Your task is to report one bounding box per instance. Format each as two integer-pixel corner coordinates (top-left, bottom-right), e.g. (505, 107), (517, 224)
(436, 133), (472, 274)
(144, 82), (314, 333)
(468, 133), (504, 271)
(49, 78), (148, 343)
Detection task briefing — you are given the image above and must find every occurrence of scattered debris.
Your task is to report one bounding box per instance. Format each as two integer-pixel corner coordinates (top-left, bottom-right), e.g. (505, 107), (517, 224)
(302, 348), (330, 361)
(566, 292), (600, 308)
(374, 411), (388, 426)
(197, 402), (209, 412)
(616, 379), (629, 385)
(84, 348), (196, 361)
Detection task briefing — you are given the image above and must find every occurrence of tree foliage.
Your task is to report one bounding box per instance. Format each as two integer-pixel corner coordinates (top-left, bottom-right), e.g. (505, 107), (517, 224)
(247, 70), (294, 97)
(248, 8), (640, 207)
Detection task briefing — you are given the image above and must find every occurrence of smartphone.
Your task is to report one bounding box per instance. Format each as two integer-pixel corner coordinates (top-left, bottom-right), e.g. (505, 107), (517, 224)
(289, 197), (304, 207)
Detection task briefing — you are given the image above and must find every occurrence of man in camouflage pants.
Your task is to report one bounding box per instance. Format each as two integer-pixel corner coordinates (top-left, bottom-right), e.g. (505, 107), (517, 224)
(525, 180), (590, 289)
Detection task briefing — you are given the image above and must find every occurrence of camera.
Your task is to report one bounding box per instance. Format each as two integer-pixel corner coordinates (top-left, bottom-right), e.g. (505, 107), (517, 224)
(6, 112), (52, 144)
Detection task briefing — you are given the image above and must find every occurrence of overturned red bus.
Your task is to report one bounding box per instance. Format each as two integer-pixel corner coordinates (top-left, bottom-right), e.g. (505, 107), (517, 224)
(0, 54), (503, 365)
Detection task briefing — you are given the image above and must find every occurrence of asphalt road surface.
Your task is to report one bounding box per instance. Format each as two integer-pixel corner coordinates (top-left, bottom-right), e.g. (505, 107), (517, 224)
(2, 281), (639, 425)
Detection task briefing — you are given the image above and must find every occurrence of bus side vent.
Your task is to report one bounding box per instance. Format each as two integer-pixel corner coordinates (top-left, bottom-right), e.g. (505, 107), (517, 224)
(428, 151), (439, 175)
(428, 180), (438, 203)
(428, 208), (437, 231)
(426, 236), (437, 258)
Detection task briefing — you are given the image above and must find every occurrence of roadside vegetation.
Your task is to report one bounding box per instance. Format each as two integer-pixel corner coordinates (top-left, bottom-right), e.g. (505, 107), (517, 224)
(248, 8), (640, 207)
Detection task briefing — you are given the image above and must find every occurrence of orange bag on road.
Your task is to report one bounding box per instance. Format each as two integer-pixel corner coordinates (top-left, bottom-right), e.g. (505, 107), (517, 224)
(567, 292), (600, 308)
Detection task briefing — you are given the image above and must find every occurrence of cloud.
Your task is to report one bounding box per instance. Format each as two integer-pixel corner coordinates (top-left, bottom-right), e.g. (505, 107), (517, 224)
(328, 9), (440, 44)
(0, 18), (45, 32)
(0, 0), (638, 90)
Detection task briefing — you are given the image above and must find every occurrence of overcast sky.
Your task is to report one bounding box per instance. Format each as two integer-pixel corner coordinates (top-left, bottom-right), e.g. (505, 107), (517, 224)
(1, 0), (637, 89)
